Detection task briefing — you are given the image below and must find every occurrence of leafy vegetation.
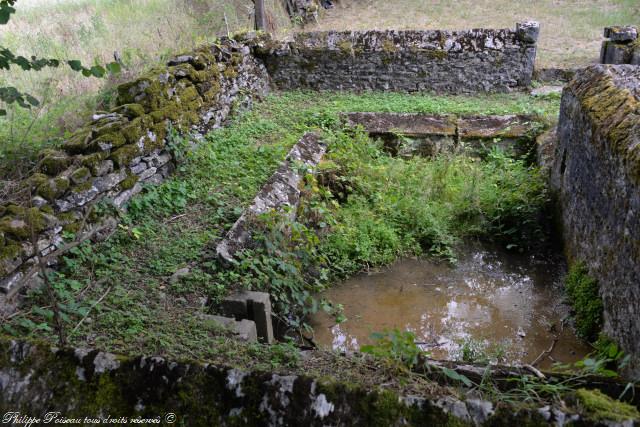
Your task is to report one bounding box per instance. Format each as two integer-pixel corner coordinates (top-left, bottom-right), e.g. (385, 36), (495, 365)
(2, 91), (559, 365)
(565, 262), (603, 341)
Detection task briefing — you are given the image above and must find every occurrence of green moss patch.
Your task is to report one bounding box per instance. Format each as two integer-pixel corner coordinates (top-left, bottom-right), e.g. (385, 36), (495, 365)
(575, 388), (639, 422)
(565, 262), (603, 341)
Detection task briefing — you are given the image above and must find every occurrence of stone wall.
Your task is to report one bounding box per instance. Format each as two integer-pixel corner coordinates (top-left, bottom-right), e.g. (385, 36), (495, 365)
(256, 22), (539, 93)
(0, 36), (270, 297)
(551, 65), (640, 378)
(600, 26), (640, 65)
(0, 339), (629, 426)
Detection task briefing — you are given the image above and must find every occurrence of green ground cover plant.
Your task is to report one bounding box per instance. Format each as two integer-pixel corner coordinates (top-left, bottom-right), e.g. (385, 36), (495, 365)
(1, 91), (559, 364)
(565, 262), (603, 341)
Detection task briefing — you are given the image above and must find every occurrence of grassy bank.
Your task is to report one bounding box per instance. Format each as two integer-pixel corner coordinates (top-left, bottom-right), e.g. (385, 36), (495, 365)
(1, 91), (559, 362)
(307, 0), (640, 68)
(0, 0), (291, 176)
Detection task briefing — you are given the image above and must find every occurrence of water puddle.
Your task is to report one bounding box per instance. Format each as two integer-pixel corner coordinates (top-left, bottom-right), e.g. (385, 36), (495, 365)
(310, 244), (592, 368)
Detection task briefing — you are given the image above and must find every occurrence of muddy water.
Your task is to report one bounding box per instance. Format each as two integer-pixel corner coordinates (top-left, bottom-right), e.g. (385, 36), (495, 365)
(310, 244), (592, 368)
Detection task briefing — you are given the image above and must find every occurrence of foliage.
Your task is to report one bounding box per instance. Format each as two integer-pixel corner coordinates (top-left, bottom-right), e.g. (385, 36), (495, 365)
(361, 329), (425, 369)
(455, 337), (507, 364)
(361, 329), (473, 386)
(315, 129), (550, 276)
(0, 0), (120, 116)
(565, 262), (603, 341)
(554, 334), (631, 379)
(2, 92), (558, 369)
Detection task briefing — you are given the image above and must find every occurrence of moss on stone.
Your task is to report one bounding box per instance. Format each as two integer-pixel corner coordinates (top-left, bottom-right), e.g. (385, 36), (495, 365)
(110, 145), (142, 169)
(71, 181), (94, 194)
(571, 67), (640, 183)
(149, 102), (181, 123)
(38, 150), (71, 176)
(382, 40), (398, 55)
(26, 173), (49, 192)
(120, 174), (139, 191)
(90, 132), (127, 151)
(0, 207), (47, 239)
(424, 49), (448, 60)
(120, 116), (154, 145)
(223, 66), (238, 79)
(81, 152), (109, 175)
(575, 388), (639, 422)
(37, 176), (70, 201)
(0, 243), (20, 262)
(63, 129), (93, 154)
(565, 262), (603, 340)
(337, 40), (354, 56)
(70, 167), (91, 185)
(111, 103), (145, 119)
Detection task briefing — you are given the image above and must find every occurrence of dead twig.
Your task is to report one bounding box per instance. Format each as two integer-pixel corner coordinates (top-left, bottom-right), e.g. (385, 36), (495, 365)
(531, 319), (565, 367)
(69, 285), (112, 336)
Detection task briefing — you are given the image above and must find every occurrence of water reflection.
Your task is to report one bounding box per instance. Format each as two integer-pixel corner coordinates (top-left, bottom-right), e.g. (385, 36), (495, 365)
(310, 244), (591, 368)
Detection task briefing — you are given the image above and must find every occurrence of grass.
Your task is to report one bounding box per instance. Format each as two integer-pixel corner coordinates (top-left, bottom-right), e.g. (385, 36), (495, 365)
(308, 0), (640, 68)
(0, 90), (559, 365)
(0, 0), (291, 176)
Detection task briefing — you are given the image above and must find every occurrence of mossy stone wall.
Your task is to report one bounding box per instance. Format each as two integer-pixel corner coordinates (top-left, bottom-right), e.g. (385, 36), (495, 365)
(0, 35), (270, 297)
(255, 23), (539, 94)
(0, 338), (628, 426)
(551, 64), (640, 379)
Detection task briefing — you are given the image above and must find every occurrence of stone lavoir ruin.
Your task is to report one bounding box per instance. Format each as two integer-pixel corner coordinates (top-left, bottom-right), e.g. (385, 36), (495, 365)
(1, 19), (640, 426)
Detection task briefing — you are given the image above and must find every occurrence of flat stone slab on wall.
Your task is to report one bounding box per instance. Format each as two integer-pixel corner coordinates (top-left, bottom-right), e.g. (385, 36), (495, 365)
(551, 64), (640, 378)
(343, 112), (541, 158)
(257, 22), (539, 94)
(216, 132), (326, 263)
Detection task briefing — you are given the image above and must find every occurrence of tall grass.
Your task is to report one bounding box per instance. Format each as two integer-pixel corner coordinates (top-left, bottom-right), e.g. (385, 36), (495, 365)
(0, 0), (290, 176)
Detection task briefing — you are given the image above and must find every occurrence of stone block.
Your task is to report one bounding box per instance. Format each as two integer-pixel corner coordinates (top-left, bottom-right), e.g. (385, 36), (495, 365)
(516, 21), (540, 44)
(203, 314), (258, 343)
(343, 112), (457, 137)
(600, 40), (632, 64)
(457, 115), (535, 139)
(220, 291), (274, 344)
(604, 26), (638, 42)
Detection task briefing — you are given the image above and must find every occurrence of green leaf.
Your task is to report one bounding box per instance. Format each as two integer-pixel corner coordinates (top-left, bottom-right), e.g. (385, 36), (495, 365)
(90, 65), (105, 78)
(81, 68), (92, 77)
(106, 61), (121, 74)
(67, 60), (83, 72)
(25, 93), (39, 107)
(0, 5), (16, 25)
(0, 109), (6, 116)
(440, 367), (472, 387)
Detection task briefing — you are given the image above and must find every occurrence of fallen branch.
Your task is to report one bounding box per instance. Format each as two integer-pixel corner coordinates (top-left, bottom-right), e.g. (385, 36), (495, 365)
(531, 319), (565, 367)
(69, 285), (112, 336)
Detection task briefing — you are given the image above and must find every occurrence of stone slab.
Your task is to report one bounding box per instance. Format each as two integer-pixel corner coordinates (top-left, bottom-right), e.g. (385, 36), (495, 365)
(604, 26), (638, 42)
(220, 291), (274, 344)
(202, 314), (258, 343)
(457, 115), (536, 139)
(342, 112), (457, 137)
(216, 133), (326, 263)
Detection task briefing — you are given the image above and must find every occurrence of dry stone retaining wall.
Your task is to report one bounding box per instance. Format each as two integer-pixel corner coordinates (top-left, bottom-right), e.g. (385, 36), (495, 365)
(256, 22), (539, 93)
(0, 36), (270, 297)
(551, 65), (640, 378)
